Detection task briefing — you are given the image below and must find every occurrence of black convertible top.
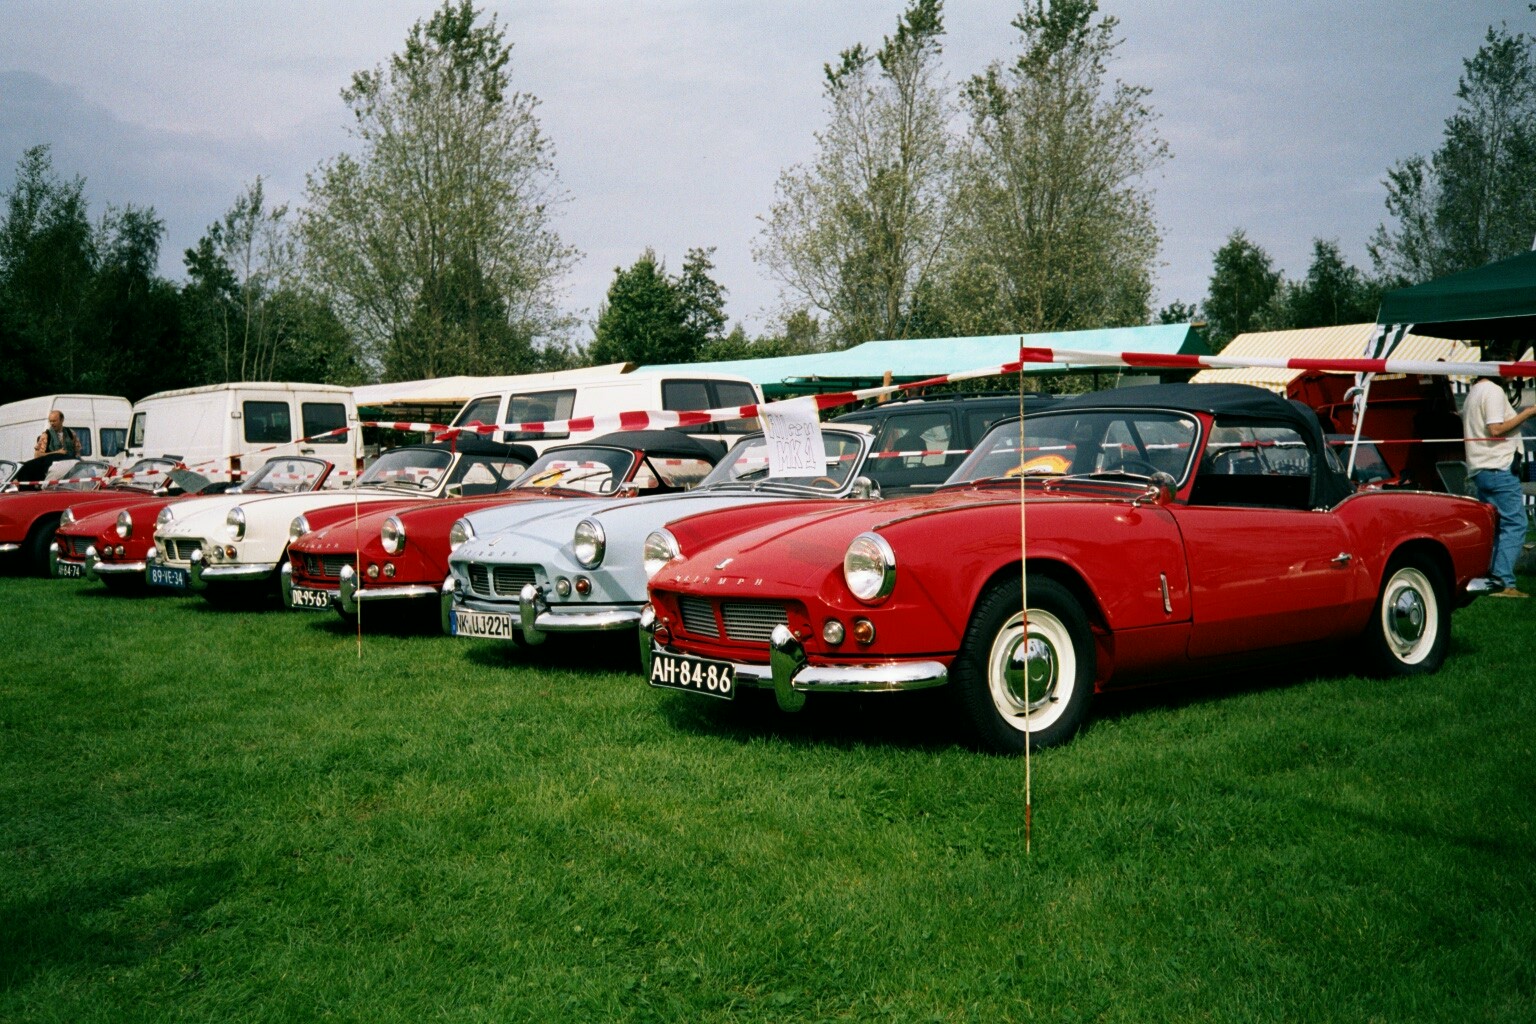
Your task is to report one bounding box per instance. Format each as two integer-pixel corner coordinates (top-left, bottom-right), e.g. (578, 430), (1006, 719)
(579, 430), (724, 465)
(425, 435), (539, 464)
(1048, 383), (1355, 507)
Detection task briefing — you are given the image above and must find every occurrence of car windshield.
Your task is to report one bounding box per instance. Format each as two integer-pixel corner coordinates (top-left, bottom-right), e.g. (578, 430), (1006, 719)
(47, 460), (111, 491)
(357, 448), (453, 490)
(949, 410), (1200, 486)
(241, 457), (332, 494)
(699, 431), (865, 493)
(116, 458), (181, 491)
(512, 447), (636, 494)
(0, 460), (16, 486)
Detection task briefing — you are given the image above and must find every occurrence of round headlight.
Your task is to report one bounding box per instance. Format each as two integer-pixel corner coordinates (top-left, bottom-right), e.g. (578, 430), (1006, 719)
(60, 507), (76, 528)
(156, 505), (175, 529)
(288, 514), (311, 544)
(642, 529), (681, 580)
(448, 517), (474, 552)
(573, 518), (605, 569)
(381, 515), (406, 555)
(226, 506), (246, 541)
(116, 510), (133, 539)
(843, 532), (896, 603)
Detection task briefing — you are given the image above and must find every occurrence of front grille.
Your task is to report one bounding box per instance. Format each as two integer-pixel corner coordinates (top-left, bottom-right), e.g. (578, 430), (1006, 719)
(303, 553), (355, 578)
(162, 538), (202, 562)
(678, 596), (720, 638)
(58, 535), (86, 558)
(721, 601), (789, 642)
(466, 562), (538, 598)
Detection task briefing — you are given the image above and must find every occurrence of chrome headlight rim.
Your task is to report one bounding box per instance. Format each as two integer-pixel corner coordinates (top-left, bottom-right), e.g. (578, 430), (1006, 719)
(156, 505), (175, 529)
(843, 531), (896, 604)
(572, 517), (606, 569)
(642, 528), (681, 580)
(448, 517), (474, 553)
(226, 506), (246, 542)
(381, 515), (406, 556)
(115, 510), (133, 539)
(60, 507), (77, 528)
(288, 513), (311, 544)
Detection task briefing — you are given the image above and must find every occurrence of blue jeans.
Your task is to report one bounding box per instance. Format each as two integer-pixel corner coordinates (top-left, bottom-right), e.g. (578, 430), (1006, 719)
(1473, 467), (1527, 588)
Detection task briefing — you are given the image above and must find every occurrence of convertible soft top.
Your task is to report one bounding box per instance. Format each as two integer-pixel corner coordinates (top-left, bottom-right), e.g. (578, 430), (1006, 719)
(1048, 382), (1355, 507)
(580, 430), (725, 465)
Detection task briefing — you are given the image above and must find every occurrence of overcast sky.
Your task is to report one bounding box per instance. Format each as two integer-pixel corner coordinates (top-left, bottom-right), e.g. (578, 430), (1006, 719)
(2, 0), (1531, 340)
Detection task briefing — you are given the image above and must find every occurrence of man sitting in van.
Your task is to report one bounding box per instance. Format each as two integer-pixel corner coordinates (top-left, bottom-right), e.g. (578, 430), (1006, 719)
(34, 409), (81, 460)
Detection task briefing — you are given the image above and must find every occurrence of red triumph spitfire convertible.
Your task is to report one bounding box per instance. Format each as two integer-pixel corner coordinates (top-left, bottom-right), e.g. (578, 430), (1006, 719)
(641, 384), (1498, 753)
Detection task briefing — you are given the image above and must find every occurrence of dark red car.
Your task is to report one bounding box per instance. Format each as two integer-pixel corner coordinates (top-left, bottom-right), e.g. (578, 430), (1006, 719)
(283, 431), (722, 626)
(2, 457), (172, 575)
(642, 384), (1497, 752)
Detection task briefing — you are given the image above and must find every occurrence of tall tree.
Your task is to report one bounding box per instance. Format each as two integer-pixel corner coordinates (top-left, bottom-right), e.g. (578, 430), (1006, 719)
(588, 247), (730, 365)
(1203, 229), (1280, 350)
(1272, 239), (1383, 331)
(754, 0), (953, 347)
(944, 0), (1166, 335)
(1370, 23), (1536, 283)
(301, 0), (578, 380)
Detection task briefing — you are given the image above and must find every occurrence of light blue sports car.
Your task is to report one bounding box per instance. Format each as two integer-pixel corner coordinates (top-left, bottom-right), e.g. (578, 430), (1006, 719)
(442, 427), (877, 647)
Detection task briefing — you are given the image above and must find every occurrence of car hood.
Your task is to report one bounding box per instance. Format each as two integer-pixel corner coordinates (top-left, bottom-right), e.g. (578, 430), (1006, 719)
(158, 487), (428, 542)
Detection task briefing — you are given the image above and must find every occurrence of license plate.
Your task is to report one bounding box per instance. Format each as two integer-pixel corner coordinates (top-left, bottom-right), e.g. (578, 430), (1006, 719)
(56, 561), (83, 578)
(148, 565), (188, 589)
(451, 608), (516, 639)
(290, 586), (333, 610)
(648, 649), (735, 699)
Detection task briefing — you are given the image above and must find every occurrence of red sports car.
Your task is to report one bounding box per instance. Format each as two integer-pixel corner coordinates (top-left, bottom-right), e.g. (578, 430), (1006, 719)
(642, 384), (1498, 752)
(283, 431), (722, 626)
(52, 456), (337, 588)
(2, 457), (175, 575)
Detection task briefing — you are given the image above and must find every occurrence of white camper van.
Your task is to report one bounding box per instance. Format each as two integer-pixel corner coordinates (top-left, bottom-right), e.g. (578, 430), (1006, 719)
(0, 394), (131, 461)
(120, 383), (363, 484)
(446, 370), (762, 453)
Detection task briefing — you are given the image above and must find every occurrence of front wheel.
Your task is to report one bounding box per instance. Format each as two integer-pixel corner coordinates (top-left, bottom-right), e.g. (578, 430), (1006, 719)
(953, 576), (1095, 753)
(1364, 557), (1449, 675)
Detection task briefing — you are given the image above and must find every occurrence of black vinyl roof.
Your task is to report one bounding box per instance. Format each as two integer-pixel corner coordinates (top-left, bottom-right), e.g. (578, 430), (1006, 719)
(425, 436), (540, 463)
(578, 429), (724, 464)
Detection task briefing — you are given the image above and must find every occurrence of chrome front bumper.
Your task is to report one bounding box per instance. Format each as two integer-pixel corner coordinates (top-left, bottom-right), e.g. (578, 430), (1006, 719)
(639, 607), (949, 712)
(336, 564), (439, 615)
(439, 577), (641, 644)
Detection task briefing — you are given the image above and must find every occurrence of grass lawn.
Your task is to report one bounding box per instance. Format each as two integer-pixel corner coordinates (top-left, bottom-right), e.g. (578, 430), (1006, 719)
(1, 573), (1533, 1022)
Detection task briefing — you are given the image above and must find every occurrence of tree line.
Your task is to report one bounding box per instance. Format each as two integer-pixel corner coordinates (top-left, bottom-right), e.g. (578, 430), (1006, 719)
(3, 0), (1534, 407)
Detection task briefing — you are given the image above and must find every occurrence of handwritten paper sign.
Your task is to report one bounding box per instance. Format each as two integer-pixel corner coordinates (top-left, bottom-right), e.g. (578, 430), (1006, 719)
(758, 398), (825, 477)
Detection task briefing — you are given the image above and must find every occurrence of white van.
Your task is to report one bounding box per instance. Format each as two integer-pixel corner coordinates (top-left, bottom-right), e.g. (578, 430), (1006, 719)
(0, 394), (131, 461)
(447, 370), (763, 453)
(119, 383), (363, 484)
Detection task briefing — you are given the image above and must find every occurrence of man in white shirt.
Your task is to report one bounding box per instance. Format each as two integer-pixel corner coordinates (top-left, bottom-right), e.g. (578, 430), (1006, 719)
(1463, 372), (1536, 597)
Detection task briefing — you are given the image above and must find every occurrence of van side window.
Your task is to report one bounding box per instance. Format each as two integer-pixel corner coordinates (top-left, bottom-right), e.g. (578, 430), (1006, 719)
(507, 390), (575, 441)
(99, 428), (126, 457)
(301, 402), (348, 444)
(129, 413), (146, 449)
(454, 397), (501, 429)
(663, 380), (760, 434)
(76, 432), (94, 456)
(244, 401), (292, 444)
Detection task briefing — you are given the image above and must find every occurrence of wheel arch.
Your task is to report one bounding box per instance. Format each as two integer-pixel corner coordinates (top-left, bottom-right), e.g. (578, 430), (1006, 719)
(1379, 537), (1454, 592)
(972, 558), (1114, 687)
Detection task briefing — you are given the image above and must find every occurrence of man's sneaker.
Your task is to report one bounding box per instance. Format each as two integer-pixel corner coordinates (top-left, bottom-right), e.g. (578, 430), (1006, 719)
(1491, 587), (1530, 599)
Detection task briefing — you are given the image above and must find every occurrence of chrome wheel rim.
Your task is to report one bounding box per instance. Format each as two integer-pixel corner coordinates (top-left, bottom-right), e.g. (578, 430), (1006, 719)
(988, 608), (1075, 734)
(1382, 567), (1438, 664)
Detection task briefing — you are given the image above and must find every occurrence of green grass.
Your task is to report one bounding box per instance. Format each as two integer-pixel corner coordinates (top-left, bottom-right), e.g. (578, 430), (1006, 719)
(1, 574), (1533, 1022)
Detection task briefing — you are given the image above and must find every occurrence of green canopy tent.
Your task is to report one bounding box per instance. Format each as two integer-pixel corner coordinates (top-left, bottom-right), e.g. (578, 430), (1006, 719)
(1375, 249), (1536, 344)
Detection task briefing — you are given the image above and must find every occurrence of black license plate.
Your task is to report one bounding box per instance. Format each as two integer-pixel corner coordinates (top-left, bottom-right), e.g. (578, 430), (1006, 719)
(451, 608), (516, 639)
(148, 565), (188, 589)
(290, 586), (333, 610)
(56, 561), (83, 578)
(648, 649), (735, 699)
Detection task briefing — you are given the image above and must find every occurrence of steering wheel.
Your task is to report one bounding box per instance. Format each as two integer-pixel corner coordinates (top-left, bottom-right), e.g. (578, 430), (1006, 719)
(1206, 449), (1259, 475)
(808, 476), (840, 489)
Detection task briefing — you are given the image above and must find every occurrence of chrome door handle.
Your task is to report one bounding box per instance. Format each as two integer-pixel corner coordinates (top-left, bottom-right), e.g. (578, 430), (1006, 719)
(1332, 553), (1352, 565)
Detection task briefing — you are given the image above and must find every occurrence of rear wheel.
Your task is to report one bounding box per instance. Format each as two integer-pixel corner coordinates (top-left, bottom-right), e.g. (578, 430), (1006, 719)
(953, 576), (1095, 753)
(1364, 556), (1449, 675)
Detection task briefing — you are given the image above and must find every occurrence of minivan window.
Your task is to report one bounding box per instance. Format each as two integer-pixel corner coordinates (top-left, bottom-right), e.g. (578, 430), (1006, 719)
(244, 401), (292, 444)
(99, 428), (126, 457)
(76, 432), (93, 456)
(507, 389), (576, 441)
(301, 402), (348, 445)
(454, 397), (501, 429)
(663, 380), (760, 434)
(129, 412), (146, 449)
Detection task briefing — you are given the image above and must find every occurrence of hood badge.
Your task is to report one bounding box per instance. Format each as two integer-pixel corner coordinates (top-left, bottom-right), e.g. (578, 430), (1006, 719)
(714, 557), (733, 570)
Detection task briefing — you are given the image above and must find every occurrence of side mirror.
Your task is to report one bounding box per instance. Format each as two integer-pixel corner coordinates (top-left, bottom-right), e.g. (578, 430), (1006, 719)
(1139, 471), (1176, 506)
